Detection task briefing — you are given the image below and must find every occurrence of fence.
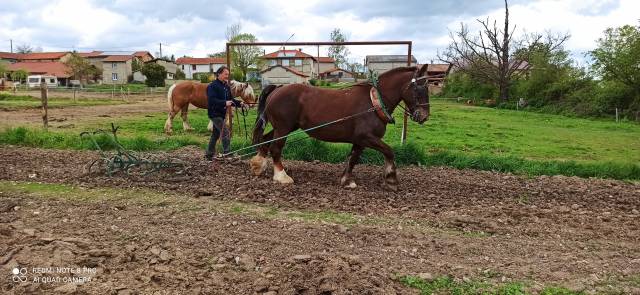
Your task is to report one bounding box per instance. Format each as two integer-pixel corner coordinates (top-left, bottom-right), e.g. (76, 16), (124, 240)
(8, 85), (169, 101)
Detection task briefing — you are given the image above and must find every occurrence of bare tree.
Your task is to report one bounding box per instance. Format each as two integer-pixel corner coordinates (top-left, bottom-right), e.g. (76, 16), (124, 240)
(225, 23), (241, 42)
(438, 0), (569, 103)
(16, 44), (33, 54)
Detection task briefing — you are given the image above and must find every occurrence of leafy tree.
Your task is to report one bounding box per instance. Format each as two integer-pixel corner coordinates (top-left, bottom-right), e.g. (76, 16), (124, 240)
(63, 53), (96, 84)
(131, 58), (142, 72)
(208, 52), (226, 58)
(328, 28), (350, 68)
(141, 63), (167, 87)
(11, 69), (29, 83)
(175, 68), (186, 80)
(0, 62), (7, 78)
(230, 33), (262, 81)
(590, 23), (640, 104)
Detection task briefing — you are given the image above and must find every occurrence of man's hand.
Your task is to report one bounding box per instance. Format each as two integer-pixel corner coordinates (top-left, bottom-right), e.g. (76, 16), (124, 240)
(225, 101), (233, 107)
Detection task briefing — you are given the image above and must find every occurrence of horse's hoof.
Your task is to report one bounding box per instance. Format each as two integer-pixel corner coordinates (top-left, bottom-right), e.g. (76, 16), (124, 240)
(273, 169), (294, 184)
(250, 155), (267, 176)
(344, 181), (357, 189)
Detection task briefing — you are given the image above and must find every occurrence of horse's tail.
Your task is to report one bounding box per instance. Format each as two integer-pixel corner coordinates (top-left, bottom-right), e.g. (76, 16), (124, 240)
(167, 83), (177, 111)
(252, 84), (278, 144)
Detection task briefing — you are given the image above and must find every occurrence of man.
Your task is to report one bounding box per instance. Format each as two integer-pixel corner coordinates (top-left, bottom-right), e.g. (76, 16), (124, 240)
(205, 66), (244, 160)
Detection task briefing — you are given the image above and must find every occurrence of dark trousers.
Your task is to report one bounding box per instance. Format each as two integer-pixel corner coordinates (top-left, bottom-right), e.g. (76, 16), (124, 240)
(206, 117), (230, 157)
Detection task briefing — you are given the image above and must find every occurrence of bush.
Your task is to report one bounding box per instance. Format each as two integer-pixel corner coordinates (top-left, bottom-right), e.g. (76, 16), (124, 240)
(141, 63), (167, 87)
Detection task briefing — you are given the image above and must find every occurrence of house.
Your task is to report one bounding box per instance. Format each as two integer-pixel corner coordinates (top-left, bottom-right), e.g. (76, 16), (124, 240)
(260, 65), (309, 86)
(365, 55), (417, 74)
(133, 51), (154, 62)
(102, 55), (135, 85)
(0, 52), (20, 64)
(418, 63), (452, 95)
(259, 49), (337, 85)
(7, 62), (72, 86)
(17, 52), (72, 63)
(176, 57), (225, 79)
(319, 67), (355, 82)
(317, 56), (336, 74)
(133, 58), (178, 82)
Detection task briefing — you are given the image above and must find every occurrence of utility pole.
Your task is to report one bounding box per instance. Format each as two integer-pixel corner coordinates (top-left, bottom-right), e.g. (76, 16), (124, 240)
(159, 43), (162, 59)
(10, 39), (13, 53)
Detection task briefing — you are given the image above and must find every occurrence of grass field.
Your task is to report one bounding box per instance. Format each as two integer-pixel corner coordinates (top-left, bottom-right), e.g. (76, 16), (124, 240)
(1, 97), (639, 180)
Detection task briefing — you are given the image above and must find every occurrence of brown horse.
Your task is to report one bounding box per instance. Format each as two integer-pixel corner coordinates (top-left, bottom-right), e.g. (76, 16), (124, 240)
(250, 65), (431, 191)
(164, 80), (256, 134)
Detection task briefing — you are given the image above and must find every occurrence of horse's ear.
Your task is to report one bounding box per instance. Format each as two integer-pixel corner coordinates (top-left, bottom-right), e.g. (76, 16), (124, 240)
(418, 64), (429, 77)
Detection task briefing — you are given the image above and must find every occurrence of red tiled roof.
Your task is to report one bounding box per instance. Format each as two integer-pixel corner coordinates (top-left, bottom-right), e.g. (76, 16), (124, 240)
(102, 55), (133, 62)
(0, 52), (20, 59)
(318, 57), (335, 63)
(18, 52), (69, 60)
(260, 50), (315, 60)
(78, 51), (103, 58)
(133, 51), (154, 59)
(176, 57), (226, 65)
(260, 65), (309, 77)
(7, 62), (71, 78)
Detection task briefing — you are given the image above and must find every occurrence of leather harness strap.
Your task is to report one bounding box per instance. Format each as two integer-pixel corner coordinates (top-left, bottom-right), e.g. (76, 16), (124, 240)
(369, 87), (395, 124)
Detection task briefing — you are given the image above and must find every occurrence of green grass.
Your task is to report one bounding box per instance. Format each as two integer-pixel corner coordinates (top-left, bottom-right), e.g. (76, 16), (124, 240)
(1, 99), (639, 180)
(0, 93), (129, 109)
(400, 275), (587, 295)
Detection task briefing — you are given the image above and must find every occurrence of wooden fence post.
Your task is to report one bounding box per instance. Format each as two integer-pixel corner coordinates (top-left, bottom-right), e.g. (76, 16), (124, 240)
(41, 81), (48, 129)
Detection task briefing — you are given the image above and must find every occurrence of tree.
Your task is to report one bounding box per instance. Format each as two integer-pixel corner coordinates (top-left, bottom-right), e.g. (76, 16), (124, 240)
(11, 69), (29, 83)
(226, 23), (241, 42)
(16, 44), (33, 54)
(230, 33), (262, 81)
(63, 53), (96, 84)
(208, 52), (226, 58)
(141, 63), (167, 87)
(175, 68), (186, 80)
(328, 28), (350, 68)
(131, 58), (142, 72)
(0, 62), (7, 78)
(438, 0), (568, 103)
(590, 23), (640, 97)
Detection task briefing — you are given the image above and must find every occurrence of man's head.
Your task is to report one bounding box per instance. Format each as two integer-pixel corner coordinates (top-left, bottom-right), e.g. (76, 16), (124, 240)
(216, 66), (230, 83)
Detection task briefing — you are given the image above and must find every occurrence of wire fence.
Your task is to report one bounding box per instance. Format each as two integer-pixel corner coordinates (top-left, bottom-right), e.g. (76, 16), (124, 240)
(6, 85), (169, 101)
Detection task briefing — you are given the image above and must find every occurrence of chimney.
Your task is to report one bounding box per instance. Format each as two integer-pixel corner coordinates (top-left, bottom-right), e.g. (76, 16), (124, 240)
(299, 48), (303, 52)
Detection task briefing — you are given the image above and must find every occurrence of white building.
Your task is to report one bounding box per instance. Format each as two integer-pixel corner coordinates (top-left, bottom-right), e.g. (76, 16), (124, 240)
(176, 57), (226, 79)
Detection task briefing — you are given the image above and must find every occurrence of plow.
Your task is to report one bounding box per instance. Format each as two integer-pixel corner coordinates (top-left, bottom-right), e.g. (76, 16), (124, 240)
(80, 123), (188, 177)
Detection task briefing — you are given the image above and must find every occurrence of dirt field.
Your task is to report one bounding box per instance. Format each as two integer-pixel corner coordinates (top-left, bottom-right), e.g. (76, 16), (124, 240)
(1, 146), (639, 294)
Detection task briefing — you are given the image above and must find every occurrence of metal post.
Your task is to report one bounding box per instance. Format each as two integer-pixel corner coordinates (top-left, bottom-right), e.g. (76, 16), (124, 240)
(616, 108), (619, 122)
(401, 42), (412, 145)
(41, 81), (48, 129)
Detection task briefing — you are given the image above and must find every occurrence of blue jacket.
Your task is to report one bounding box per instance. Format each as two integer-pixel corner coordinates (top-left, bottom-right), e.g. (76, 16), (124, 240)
(207, 79), (242, 119)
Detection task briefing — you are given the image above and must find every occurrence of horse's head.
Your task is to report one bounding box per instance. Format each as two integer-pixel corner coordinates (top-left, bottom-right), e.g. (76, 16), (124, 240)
(400, 65), (430, 124)
(230, 80), (257, 104)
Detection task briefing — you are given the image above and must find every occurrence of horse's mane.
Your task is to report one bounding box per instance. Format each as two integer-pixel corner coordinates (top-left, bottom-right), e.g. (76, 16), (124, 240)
(378, 66), (418, 79)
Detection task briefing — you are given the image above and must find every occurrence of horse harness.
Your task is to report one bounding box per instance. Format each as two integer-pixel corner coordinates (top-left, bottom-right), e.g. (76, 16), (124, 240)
(368, 67), (432, 124)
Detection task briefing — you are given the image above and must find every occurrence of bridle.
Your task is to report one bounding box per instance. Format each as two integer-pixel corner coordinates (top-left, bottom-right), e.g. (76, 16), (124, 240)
(399, 68), (431, 121)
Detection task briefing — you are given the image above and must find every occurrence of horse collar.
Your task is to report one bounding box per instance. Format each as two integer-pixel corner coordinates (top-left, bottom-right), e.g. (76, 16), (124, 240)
(369, 86), (395, 124)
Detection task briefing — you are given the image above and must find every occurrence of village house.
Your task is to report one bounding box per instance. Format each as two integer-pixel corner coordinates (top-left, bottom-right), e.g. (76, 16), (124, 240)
(259, 49), (336, 86)
(176, 57), (225, 80)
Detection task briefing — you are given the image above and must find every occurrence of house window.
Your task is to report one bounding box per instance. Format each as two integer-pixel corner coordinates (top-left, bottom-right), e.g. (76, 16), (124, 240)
(282, 59), (290, 66)
(295, 59), (302, 66)
(112, 73), (118, 81)
(192, 65), (196, 71)
(112, 63), (117, 69)
(270, 60), (276, 66)
(181, 65), (184, 70)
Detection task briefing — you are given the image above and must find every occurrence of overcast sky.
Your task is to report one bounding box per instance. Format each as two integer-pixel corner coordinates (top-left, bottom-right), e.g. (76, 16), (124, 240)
(1, 0), (638, 65)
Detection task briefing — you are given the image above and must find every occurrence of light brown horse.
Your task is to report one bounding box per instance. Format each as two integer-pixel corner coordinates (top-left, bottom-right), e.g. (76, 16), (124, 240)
(250, 65), (431, 191)
(164, 80), (256, 134)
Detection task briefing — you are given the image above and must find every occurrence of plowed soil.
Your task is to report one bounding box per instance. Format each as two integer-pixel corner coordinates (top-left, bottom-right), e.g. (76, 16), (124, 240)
(1, 146), (639, 294)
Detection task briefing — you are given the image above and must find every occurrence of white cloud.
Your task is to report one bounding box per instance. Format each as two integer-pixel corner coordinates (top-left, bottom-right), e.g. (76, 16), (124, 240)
(0, 0), (637, 64)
